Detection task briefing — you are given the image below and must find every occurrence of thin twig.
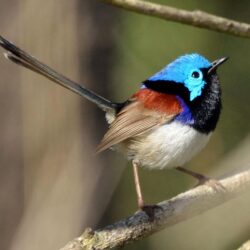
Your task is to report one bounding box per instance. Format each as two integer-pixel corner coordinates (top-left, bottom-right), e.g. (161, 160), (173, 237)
(100, 0), (250, 38)
(60, 169), (250, 250)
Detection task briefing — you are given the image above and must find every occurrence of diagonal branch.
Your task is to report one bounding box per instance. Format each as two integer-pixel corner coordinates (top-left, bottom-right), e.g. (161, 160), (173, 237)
(237, 240), (250, 250)
(100, 0), (250, 38)
(60, 169), (250, 250)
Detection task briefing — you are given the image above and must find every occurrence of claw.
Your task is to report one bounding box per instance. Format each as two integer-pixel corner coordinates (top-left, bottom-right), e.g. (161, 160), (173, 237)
(140, 204), (163, 221)
(195, 176), (226, 191)
(176, 167), (226, 192)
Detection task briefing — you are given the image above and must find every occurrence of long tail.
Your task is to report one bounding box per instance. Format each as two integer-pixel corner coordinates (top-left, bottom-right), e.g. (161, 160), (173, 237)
(0, 35), (118, 112)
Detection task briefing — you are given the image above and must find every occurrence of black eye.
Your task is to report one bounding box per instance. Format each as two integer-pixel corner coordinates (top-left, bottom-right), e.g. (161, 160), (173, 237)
(192, 71), (200, 78)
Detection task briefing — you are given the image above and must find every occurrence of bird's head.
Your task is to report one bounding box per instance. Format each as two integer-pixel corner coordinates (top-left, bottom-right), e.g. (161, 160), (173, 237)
(143, 53), (228, 102)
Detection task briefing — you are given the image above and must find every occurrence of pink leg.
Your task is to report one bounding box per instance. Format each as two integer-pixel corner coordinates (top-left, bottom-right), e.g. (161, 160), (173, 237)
(176, 166), (210, 183)
(176, 166), (225, 190)
(132, 160), (162, 220)
(132, 160), (144, 209)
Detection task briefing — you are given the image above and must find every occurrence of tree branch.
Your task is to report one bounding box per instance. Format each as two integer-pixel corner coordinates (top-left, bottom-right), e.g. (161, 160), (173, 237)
(237, 240), (250, 250)
(100, 0), (250, 38)
(60, 169), (250, 250)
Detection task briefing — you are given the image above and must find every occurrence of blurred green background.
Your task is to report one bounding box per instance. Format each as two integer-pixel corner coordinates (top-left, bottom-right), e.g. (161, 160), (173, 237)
(0, 1), (250, 250)
(102, 1), (250, 249)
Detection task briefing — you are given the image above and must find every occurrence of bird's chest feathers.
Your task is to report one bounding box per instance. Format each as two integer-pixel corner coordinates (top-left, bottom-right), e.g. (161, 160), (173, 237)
(133, 89), (182, 115)
(125, 122), (211, 169)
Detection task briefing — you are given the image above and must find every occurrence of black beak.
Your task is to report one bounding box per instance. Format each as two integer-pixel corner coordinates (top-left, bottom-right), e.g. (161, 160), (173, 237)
(208, 57), (229, 75)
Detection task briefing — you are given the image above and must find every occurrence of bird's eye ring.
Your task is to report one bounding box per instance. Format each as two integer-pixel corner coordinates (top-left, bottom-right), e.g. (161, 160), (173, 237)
(191, 71), (200, 78)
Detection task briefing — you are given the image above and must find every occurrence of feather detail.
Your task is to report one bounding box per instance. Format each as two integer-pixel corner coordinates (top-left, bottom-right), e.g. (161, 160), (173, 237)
(133, 88), (182, 114)
(96, 92), (181, 153)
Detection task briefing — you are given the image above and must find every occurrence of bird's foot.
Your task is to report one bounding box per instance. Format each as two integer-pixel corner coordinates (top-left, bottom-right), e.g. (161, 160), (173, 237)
(195, 176), (226, 191)
(175, 167), (225, 191)
(140, 204), (163, 221)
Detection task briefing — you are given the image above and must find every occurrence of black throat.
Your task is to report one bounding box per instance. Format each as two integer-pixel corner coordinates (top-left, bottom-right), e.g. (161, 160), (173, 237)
(143, 74), (222, 134)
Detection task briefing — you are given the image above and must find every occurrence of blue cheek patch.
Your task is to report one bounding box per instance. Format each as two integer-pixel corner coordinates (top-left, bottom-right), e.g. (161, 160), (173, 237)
(190, 90), (201, 101)
(184, 79), (206, 101)
(145, 53), (211, 101)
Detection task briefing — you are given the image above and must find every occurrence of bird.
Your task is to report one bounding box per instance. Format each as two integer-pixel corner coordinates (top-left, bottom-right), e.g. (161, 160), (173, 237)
(0, 36), (227, 218)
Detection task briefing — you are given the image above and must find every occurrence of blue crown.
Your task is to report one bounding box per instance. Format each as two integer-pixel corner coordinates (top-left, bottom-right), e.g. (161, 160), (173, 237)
(147, 54), (212, 101)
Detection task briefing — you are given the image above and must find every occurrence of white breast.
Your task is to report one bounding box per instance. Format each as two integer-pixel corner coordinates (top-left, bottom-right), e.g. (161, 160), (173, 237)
(124, 121), (211, 170)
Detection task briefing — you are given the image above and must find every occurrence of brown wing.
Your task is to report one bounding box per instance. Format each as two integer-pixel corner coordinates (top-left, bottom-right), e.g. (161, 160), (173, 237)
(96, 100), (177, 153)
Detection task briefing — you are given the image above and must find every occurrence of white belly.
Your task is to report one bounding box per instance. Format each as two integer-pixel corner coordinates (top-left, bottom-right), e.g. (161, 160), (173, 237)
(124, 121), (211, 170)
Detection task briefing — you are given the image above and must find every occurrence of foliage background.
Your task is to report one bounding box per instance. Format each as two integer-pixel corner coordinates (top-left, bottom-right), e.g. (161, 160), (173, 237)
(0, 1), (250, 249)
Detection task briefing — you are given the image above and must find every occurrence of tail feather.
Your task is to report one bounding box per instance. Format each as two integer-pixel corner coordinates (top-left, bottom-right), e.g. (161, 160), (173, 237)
(0, 35), (118, 112)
